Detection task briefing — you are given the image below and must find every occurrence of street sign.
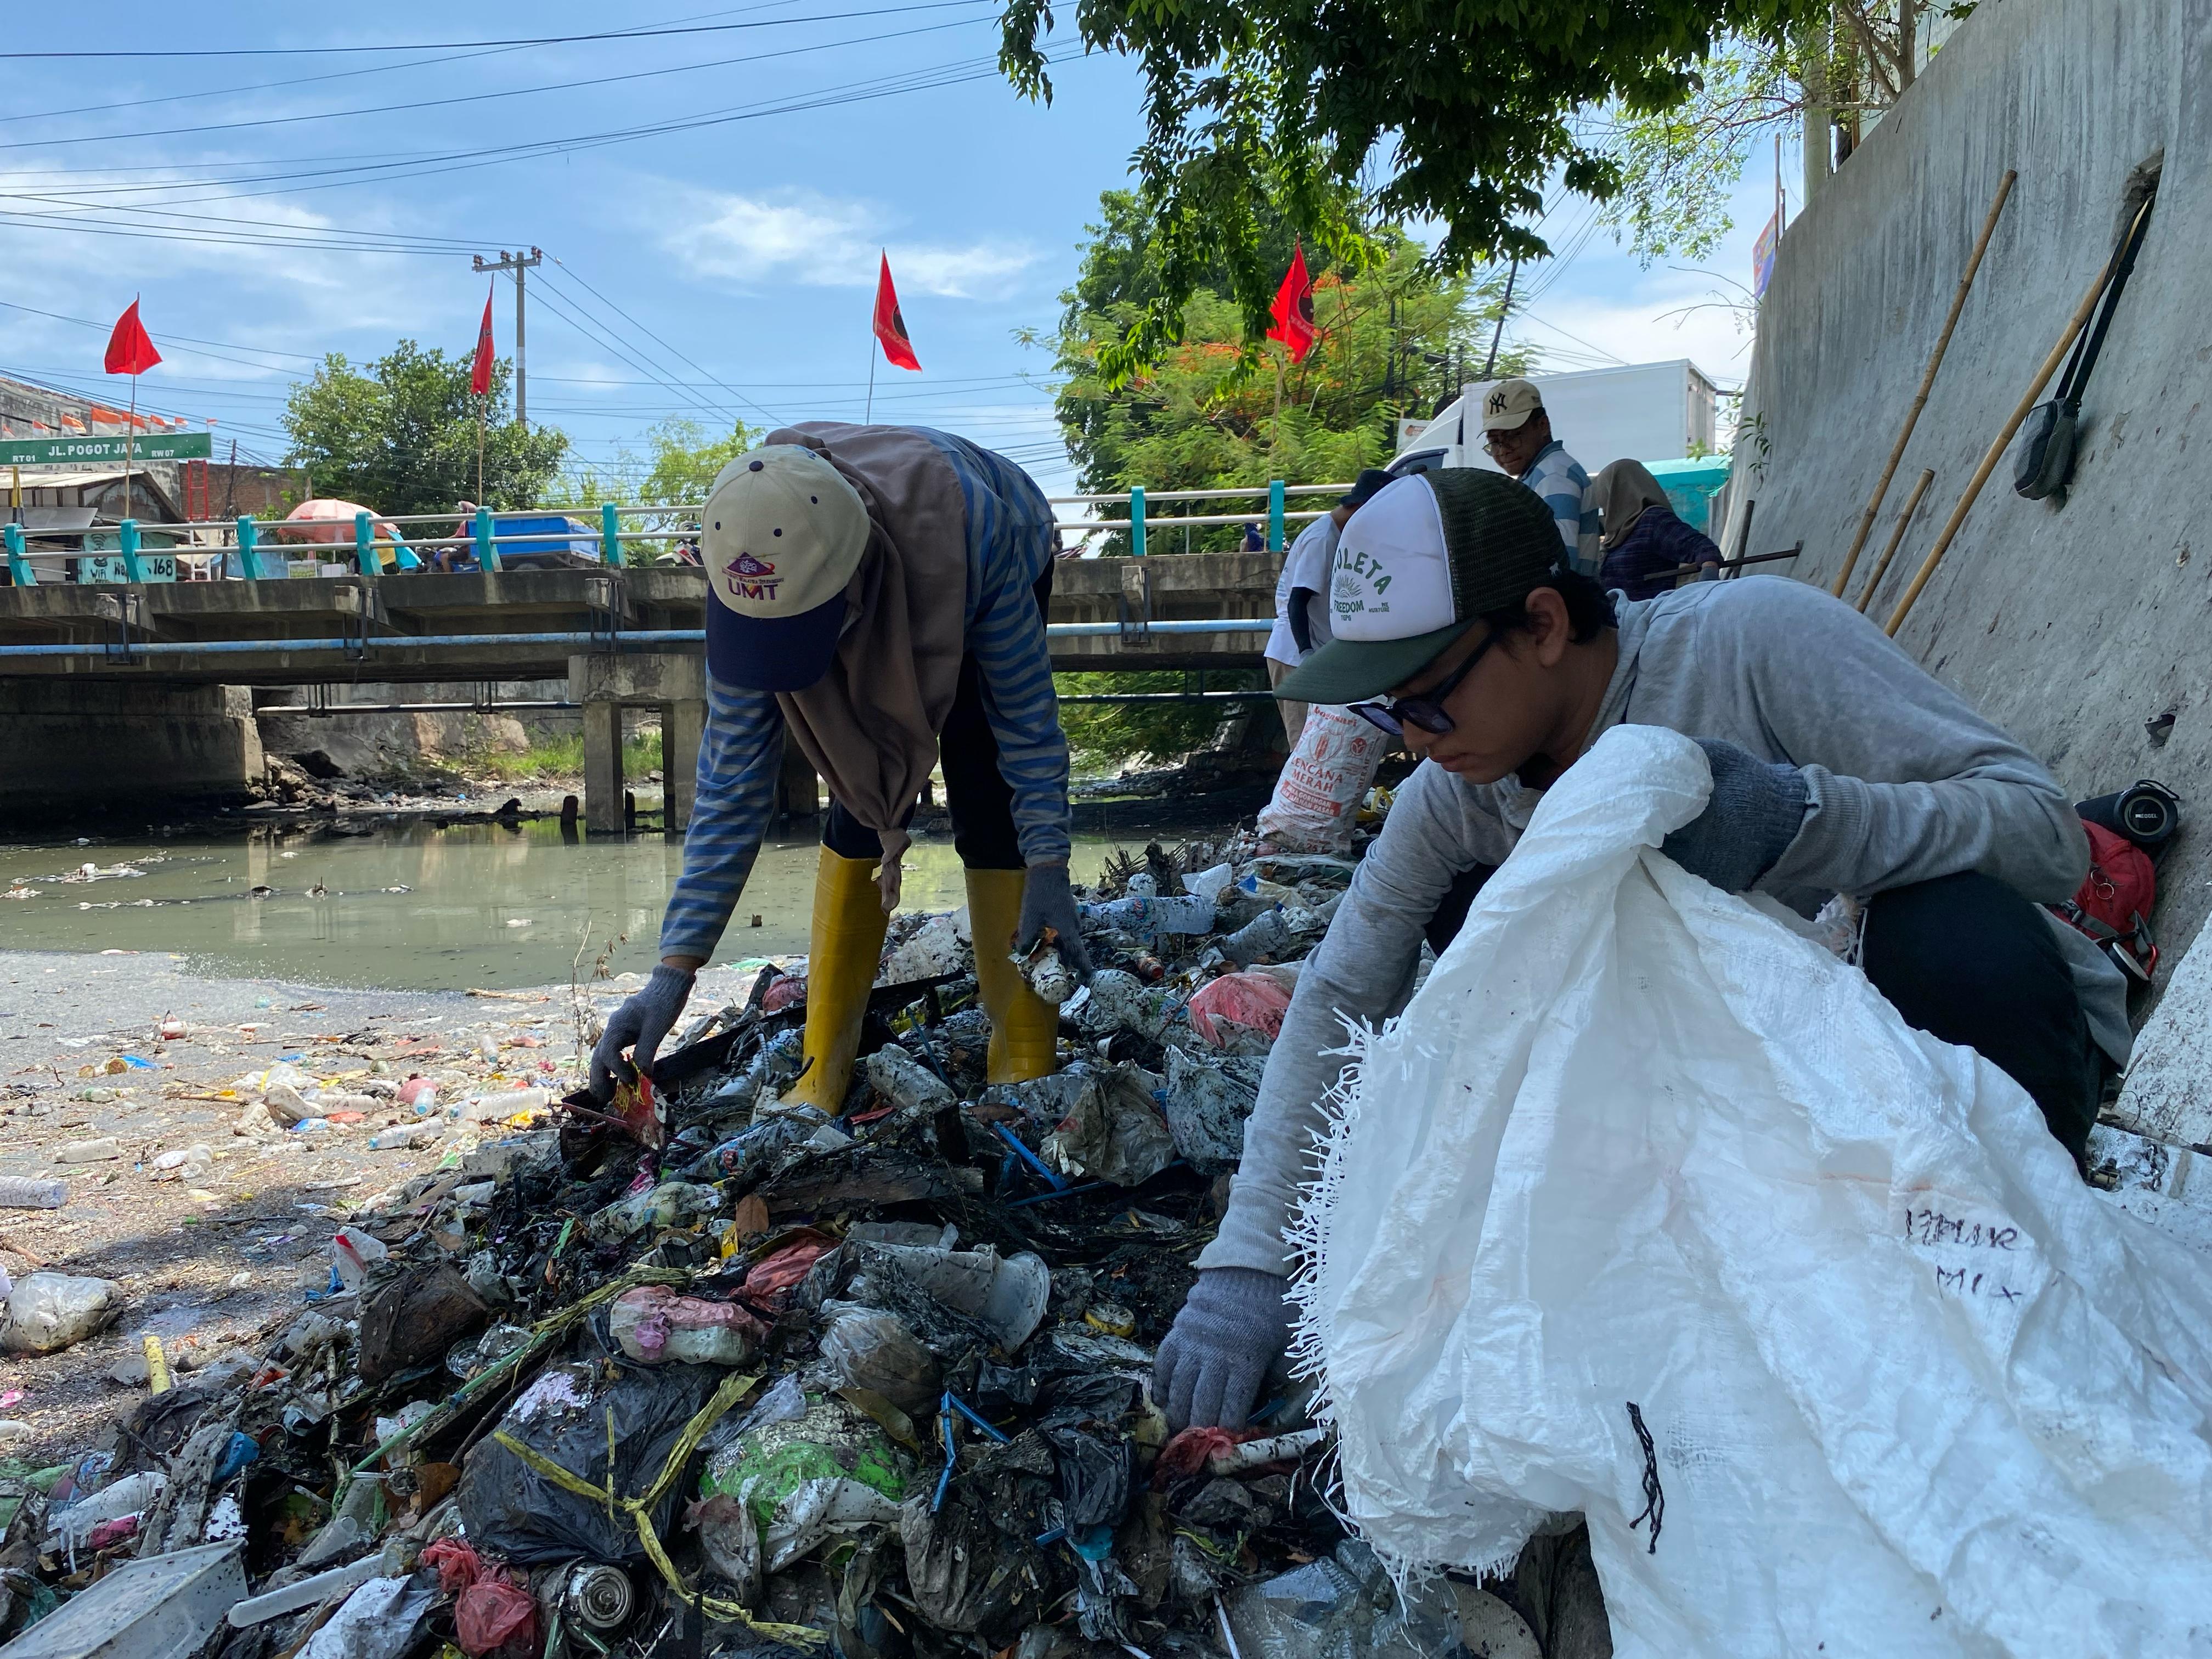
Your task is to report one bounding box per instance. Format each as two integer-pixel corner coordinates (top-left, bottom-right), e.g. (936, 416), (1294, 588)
(0, 432), (212, 465)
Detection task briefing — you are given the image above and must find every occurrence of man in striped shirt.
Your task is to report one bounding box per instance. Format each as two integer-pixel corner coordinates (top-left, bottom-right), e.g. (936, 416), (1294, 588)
(1478, 377), (1600, 576)
(590, 425), (1086, 1112)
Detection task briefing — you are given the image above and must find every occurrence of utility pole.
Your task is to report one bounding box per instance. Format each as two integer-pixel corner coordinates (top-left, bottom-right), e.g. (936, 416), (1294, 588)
(473, 248), (543, 428)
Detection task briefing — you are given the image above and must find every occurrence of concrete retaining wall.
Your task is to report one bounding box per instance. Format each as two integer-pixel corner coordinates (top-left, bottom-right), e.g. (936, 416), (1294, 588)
(0, 682), (264, 817)
(1735, 0), (2212, 1017)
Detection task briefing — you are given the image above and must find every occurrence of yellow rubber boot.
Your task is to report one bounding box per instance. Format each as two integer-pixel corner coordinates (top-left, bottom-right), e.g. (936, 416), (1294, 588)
(966, 866), (1060, 1084)
(785, 847), (892, 1114)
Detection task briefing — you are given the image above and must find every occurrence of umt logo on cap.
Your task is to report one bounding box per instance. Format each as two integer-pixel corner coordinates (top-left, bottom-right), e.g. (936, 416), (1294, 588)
(722, 550), (782, 602)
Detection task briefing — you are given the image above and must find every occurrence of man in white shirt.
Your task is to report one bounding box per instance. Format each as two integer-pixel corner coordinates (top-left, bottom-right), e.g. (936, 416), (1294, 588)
(1262, 469), (1391, 744)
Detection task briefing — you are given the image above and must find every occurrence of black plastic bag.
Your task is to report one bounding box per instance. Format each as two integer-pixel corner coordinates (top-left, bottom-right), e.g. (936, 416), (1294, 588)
(456, 1356), (721, 1565)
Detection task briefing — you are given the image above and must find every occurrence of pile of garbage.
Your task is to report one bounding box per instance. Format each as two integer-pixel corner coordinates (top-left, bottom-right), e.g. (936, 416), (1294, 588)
(0, 838), (1541, 1659)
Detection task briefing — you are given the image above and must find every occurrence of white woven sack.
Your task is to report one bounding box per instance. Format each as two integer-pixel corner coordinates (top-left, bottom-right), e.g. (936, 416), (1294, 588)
(1257, 703), (1390, 855)
(1292, 724), (2212, 1657)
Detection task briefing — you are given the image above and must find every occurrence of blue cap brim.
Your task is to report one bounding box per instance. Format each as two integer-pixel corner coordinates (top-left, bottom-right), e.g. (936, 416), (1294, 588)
(706, 590), (846, 692)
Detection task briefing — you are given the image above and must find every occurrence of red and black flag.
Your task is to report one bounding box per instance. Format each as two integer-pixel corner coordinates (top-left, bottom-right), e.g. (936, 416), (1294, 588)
(873, 252), (921, 371)
(103, 300), (162, 377)
(1266, 240), (1317, 364)
(470, 286), (496, 396)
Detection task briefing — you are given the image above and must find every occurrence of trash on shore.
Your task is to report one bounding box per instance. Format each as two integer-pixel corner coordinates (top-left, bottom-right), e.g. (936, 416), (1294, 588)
(0, 832), (1399, 1657)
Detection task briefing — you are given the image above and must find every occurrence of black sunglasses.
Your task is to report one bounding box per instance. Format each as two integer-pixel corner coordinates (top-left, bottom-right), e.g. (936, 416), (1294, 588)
(1347, 629), (1497, 736)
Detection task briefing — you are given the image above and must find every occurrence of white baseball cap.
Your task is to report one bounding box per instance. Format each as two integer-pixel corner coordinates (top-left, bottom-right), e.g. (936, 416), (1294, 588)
(702, 445), (871, 691)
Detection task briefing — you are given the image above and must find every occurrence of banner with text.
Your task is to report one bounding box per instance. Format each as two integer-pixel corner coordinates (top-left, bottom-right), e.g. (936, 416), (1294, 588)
(0, 433), (212, 466)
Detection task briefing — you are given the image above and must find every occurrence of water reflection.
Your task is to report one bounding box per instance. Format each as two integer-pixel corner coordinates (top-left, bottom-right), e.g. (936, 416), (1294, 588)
(0, 820), (1134, 991)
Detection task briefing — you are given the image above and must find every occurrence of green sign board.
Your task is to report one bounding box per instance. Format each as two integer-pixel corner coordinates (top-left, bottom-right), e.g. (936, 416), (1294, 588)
(0, 432), (212, 466)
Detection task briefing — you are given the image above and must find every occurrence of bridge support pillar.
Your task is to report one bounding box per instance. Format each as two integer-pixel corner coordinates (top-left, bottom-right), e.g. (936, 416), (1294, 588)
(568, 652), (706, 837)
(0, 682), (264, 820)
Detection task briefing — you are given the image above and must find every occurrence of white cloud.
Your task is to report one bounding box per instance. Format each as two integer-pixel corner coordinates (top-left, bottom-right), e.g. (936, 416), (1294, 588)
(655, 184), (1040, 300)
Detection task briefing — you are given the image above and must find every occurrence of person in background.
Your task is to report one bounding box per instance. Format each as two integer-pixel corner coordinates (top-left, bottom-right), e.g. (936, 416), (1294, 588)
(432, 501), (480, 573)
(589, 424), (1086, 1118)
(1262, 469), (1392, 747)
(1241, 521), (1266, 552)
(1479, 378), (1599, 574)
(1591, 459), (1723, 598)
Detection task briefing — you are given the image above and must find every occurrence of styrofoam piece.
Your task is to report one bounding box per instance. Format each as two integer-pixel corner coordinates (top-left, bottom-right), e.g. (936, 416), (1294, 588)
(0, 1542), (244, 1659)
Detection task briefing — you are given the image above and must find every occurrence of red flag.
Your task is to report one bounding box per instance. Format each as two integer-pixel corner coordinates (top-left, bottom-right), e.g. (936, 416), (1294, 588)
(103, 300), (161, 376)
(470, 287), (495, 396)
(872, 253), (921, 372)
(1266, 241), (1317, 364)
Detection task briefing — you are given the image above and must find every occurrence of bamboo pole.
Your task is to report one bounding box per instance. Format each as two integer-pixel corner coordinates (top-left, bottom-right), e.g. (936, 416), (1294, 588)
(1854, 467), (1933, 612)
(1831, 169), (2015, 599)
(1885, 219), (2140, 637)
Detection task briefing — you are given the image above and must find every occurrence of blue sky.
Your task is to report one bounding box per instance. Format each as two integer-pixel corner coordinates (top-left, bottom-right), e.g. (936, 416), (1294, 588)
(0, 3), (1786, 498)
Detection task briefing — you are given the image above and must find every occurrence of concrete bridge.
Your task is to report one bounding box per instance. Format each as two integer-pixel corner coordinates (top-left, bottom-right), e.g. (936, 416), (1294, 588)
(0, 554), (1282, 823)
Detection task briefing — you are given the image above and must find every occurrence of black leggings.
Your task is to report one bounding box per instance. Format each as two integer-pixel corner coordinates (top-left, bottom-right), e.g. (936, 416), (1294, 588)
(1426, 865), (2103, 1161)
(821, 563), (1053, 874)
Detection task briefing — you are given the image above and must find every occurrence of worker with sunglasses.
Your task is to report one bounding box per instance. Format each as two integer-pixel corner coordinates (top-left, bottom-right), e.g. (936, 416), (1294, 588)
(1154, 466), (2126, 1433)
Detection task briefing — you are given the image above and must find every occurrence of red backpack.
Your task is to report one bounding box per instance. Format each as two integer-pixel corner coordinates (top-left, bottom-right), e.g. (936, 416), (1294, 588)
(2051, 821), (2159, 983)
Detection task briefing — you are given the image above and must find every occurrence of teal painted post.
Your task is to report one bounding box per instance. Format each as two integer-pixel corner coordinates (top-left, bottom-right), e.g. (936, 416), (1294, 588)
(473, 507), (500, 573)
(601, 502), (624, 567)
(235, 516), (261, 580)
(1267, 480), (1285, 552)
(118, 518), (144, 583)
(3, 524), (30, 587)
(1129, 487), (1147, 558)
(353, 511), (379, 577)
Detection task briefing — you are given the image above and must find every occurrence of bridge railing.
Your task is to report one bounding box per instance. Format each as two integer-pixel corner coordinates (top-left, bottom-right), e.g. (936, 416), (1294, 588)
(0, 479), (1356, 587)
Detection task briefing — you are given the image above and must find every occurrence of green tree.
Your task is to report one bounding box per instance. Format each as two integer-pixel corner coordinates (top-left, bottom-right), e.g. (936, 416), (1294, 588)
(998, 0), (1825, 380)
(548, 416), (759, 559)
(1051, 202), (1523, 554)
(283, 341), (568, 516)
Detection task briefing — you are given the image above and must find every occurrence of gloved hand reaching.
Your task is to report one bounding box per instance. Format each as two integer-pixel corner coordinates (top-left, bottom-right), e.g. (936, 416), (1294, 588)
(1660, 737), (1810, 894)
(1154, 1267), (1293, 1430)
(1015, 860), (1094, 981)
(589, 963), (696, 1101)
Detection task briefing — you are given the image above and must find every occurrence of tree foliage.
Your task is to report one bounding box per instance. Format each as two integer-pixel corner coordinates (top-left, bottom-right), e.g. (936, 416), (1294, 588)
(998, 0), (1822, 380)
(283, 342), (568, 516)
(549, 417), (759, 522)
(1050, 196), (1523, 556)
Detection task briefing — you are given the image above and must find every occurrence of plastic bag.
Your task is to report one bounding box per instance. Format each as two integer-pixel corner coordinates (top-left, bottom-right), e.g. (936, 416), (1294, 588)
(608, 1285), (765, 1367)
(1255, 704), (1390, 856)
(1, 1272), (121, 1355)
(1294, 726), (2212, 1656)
(455, 1575), (538, 1656)
(456, 1359), (722, 1565)
(820, 1304), (941, 1417)
(1187, 972), (1293, 1046)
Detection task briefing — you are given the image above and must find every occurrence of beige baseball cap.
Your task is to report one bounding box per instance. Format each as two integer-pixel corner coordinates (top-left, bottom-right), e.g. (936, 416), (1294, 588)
(1478, 377), (1544, 432)
(702, 445), (871, 691)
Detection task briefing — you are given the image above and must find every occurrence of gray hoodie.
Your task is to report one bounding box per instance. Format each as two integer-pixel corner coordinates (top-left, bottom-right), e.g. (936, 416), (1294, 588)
(1199, 577), (2126, 1278)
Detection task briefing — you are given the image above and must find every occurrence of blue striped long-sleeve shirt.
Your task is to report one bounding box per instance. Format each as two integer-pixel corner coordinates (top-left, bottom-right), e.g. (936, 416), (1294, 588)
(1519, 440), (1600, 575)
(659, 428), (1068, 962)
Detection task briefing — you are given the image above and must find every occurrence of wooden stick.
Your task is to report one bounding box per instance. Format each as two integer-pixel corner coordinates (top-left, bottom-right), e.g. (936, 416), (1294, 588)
(1885, 219), (2139, 637)
(1831, 170), (2015, 600)
(1853, 468), (1934, 612)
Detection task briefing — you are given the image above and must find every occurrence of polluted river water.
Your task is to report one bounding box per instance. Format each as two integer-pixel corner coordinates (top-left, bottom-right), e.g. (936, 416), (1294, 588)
(0, 820), (1137, 991)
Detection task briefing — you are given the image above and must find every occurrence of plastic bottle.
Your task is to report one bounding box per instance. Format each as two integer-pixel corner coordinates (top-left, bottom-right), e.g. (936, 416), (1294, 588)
(329, 1226), (388, 1291)
(1078, 894), (1214, 938)
(0, 1177), (67, 1210)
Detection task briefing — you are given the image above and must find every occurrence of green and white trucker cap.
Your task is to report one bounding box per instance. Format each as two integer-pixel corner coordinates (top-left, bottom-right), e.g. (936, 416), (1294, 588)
(702, 445), (872, 692)
(1275, 469), (1565, 706)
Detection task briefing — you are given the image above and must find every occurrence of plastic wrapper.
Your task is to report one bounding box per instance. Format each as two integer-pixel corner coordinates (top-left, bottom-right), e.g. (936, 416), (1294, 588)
(1040, 1066), (1176, 1188)
(1161, 1048), (1266, 1174)
(698, 1392), (909, 1525)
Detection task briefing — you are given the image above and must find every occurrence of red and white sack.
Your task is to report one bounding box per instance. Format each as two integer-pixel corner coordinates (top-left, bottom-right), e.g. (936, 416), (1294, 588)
(1256, 705), (1390, 855)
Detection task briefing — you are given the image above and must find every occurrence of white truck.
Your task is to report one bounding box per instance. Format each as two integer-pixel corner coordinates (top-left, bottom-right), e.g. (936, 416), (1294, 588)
(1390, 359), (1723, 479)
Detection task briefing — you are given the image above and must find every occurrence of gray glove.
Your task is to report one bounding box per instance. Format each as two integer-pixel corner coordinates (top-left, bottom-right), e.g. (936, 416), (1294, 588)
(1661, 737), (1809, 894)
(1154, 1267), (1293, 1430)
(1017, 861), (1094, 981)
(589, 964), (695, 1101)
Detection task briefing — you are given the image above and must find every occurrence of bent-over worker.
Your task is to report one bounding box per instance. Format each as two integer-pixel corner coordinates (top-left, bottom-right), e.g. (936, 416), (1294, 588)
(590, 424), (1087, 1111)
(1263, 468), (1392, 746)
(1590, 458), (1724, 597)
(1155, 468), (2126, 1433)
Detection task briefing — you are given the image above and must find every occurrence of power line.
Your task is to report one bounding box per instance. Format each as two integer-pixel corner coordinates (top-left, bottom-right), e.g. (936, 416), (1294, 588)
(0, 8), (1004, 58)
(543, 260), (785, 427)
(0, 4), (994, 154)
